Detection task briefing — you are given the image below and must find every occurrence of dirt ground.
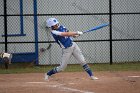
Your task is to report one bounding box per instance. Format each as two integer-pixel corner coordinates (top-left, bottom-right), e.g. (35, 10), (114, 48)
(0, 71), (140, 93)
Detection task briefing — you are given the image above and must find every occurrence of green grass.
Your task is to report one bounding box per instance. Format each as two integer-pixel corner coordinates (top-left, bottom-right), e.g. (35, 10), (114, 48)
(66, 63), (140, 72)
(0, 62), (140, 74)
(90, 63), (140, 71)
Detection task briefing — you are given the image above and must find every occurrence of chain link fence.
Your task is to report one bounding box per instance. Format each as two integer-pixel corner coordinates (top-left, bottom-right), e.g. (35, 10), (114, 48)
(0, 0), (140, 66)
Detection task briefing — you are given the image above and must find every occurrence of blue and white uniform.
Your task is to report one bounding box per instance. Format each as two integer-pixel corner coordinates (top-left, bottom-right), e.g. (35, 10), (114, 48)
(45, 18), (98, 80)
(51, 25), (73, 48)
(47, 25), (94, 77)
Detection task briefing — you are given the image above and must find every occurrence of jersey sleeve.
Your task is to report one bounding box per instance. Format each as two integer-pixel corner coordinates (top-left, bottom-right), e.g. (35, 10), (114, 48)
(52, 30), (62, 36)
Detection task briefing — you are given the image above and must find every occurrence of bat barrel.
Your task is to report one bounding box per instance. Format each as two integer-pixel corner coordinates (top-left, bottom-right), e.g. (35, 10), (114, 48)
(83, 23), (109, 34)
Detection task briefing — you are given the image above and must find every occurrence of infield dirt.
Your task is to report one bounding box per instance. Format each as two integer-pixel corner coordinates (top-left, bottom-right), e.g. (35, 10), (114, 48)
(0, 71), (140, 93)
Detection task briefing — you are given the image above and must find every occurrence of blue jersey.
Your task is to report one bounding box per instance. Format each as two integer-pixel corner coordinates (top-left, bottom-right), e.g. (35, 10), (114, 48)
(51, 25), (73, 48)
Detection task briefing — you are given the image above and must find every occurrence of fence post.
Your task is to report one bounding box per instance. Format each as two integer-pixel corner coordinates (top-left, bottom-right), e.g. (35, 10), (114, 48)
(109, 0), (113, 65)
(33, 0), (39, 65)
(4, 0), (9, 69)
(4, 0), (7, 53)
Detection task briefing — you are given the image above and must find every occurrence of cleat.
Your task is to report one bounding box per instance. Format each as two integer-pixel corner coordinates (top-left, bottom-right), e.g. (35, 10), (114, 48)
(45, 73), (49, 80)
(91, 76), (99, 80)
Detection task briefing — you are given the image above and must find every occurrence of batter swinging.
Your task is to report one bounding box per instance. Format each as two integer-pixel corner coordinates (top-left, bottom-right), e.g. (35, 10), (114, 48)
(45, 18), (98, 80)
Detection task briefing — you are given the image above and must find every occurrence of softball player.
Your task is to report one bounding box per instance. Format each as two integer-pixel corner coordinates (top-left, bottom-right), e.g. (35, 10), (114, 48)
(45, 18), (98, 80)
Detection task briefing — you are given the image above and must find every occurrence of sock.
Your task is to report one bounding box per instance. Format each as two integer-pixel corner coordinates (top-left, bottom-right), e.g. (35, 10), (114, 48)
(83, 64), (93, 77)
(47, 67), (58, 76)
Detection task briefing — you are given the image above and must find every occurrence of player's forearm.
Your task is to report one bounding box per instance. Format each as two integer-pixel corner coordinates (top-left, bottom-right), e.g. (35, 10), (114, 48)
(52, 30), (83, 36)
(61, 32), (78, 36)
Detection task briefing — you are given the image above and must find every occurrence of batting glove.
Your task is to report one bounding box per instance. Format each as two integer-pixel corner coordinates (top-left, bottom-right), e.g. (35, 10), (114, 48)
(73, 35), (80, 38)
(77, 31), (83, 35)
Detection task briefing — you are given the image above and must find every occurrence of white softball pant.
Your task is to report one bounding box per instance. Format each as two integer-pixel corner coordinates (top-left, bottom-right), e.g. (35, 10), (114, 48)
(57, 42), (87, 72)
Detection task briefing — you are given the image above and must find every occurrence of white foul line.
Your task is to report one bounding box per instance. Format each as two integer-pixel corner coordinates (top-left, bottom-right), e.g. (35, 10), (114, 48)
(27, 82), (46, 84)
(128, 76), (140, 78)
(26, 82), (95, 93)
(59, 86), (94, 93)
(46, 83), (95, 93)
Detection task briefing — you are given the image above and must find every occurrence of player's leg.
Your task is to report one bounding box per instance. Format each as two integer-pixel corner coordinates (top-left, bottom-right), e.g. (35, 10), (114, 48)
(72, 42), (98, 80)
(45, 48), (72, 80)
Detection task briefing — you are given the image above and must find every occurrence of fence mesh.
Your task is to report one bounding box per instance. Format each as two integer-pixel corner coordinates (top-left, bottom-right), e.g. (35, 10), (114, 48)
(0, 0), (140, 67)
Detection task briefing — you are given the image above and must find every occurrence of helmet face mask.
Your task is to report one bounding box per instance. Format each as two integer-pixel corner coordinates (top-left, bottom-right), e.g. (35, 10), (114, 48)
(51, 24), (59, 30)
(46, 18), (59, 28)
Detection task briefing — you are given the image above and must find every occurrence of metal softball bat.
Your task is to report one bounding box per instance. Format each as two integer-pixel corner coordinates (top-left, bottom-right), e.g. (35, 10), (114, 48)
(83, 23), (109, 34)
